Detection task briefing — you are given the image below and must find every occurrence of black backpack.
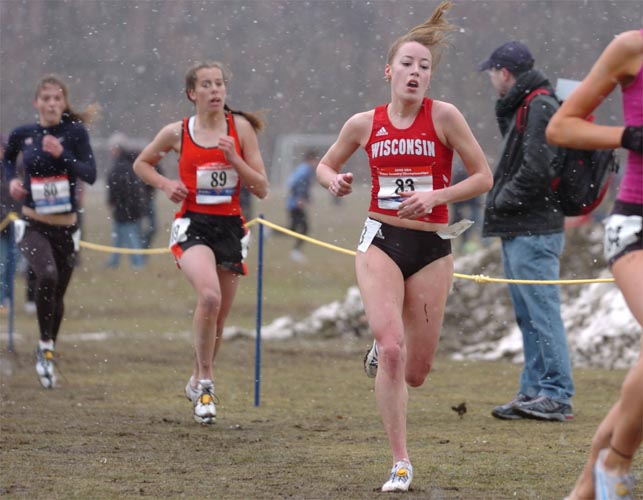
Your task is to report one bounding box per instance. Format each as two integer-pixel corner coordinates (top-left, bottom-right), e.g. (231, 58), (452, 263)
(516, 88), (619, 216)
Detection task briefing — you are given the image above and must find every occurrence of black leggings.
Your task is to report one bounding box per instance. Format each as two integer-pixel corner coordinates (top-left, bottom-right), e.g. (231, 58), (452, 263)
(19, 219), (77, 343)
(289, 207), (308, 250)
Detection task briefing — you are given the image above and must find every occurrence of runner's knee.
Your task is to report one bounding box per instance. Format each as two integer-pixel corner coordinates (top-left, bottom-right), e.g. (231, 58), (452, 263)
(197, 287), (222, 313)
(406, 361), (432, 387)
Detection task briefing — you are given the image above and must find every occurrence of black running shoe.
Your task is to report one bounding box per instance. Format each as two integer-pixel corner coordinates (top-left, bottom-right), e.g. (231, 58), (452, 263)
(491, 393), (532, 420)
(513, 396), (574, 422)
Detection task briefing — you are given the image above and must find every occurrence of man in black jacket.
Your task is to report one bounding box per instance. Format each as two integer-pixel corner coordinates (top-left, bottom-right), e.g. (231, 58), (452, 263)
(479, 41), (574, 422)
(105, 133), (146, 268)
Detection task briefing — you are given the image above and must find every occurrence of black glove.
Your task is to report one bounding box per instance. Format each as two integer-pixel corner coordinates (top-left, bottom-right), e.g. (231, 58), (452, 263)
(621, 125), (643, 153)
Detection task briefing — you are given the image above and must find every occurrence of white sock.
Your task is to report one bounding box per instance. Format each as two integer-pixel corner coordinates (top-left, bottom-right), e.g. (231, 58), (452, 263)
(198, 379), (214, 389)
(39, 340), (54, 351)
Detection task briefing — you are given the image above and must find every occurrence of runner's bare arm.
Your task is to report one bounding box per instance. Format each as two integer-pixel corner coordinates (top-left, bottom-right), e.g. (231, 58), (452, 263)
(226, 116), (269, 199)
(317, 111), (372, 196)
(547, 30), (643, 149)
(133, 121), (188, 204)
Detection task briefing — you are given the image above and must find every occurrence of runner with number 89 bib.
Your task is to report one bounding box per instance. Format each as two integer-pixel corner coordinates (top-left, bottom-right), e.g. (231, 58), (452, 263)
(133, 61), (268, 425)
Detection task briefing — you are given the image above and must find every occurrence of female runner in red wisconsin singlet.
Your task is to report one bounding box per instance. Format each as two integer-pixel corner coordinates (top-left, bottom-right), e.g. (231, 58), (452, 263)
(317, 1), (492, 493)
(134, 61), (268, 425)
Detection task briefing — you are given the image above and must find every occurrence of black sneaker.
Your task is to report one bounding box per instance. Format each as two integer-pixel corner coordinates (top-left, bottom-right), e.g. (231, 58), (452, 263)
(513, 396), (574, 422)
(491, 393), (532, 420)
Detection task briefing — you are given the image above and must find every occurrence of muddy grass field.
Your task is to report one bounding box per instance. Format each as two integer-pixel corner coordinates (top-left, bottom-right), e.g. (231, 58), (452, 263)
(1, 332), (638, 500)
(1, 187), (641, 499)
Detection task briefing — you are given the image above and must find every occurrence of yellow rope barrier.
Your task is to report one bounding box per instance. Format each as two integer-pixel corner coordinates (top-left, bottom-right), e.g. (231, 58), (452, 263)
(246, 218), (615, 285)
(78, 240), (170, 254)
(0, 212), (19, 232)
(451, 272), (614, 285)
(1, 214), (615, 284)
(246, 217), (357, 256)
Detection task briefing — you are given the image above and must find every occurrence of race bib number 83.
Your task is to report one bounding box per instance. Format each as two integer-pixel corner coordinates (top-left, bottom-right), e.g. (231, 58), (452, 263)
(377, 166), (433, 210)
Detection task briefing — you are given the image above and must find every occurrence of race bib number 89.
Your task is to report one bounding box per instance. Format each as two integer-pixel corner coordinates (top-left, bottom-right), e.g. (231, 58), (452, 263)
(196, 163), (238, 204)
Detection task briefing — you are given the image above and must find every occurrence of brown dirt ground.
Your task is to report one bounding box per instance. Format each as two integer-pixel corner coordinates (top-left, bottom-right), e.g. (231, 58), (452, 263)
(1, 332), (640, 500)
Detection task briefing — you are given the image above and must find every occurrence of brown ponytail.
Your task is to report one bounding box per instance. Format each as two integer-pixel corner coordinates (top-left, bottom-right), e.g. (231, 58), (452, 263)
(184, 61), (265, 133)
(34, 74), (99, 124)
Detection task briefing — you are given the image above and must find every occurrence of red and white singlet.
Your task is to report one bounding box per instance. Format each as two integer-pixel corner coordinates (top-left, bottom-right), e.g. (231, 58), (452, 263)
(365, 97), (453, 224)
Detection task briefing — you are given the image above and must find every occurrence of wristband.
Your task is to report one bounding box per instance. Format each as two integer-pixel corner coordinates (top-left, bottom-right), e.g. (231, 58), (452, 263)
(621, 125), (643, 154)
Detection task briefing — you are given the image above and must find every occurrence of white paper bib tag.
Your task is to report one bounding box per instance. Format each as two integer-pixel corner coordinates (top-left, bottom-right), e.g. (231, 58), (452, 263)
(436, 219), (475, 240)
(357, 218), (383, 253)
(377, 166), (433, 210)
(169, 218), (191, 247)
(604, 214), (642, 261)
(31, 175), (72, 214)
(196, 163), (238, 204)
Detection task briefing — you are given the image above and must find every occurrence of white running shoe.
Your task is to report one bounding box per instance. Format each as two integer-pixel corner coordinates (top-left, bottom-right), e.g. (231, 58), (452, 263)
(382, 460), (413, 492)
(594, 448), (635, 500)
(192, 379), (217, 425)
(35, 347), (56, 389)
(363, 341), (378, 378)
(185, 376), (198, 402)
(289, 249), (307, 263)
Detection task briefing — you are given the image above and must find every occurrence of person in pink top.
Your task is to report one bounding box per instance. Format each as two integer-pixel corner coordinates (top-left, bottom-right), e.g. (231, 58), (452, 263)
(317, 1), (492, 492)
(547, 29), (643, 500)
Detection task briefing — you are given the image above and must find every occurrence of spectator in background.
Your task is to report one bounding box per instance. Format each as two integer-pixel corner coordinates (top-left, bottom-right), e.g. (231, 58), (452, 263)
(239, 185), (253, 221)
(286, 148), (319, 263)
(105, 132), (146, 268)
(73, 173), (87, 266)
(0, 134), (16, 310)
(140, 162), (163, 250)
(478, 40), (575, 422)
(450, 158), (484, 253)
(0, 134), (38, 314)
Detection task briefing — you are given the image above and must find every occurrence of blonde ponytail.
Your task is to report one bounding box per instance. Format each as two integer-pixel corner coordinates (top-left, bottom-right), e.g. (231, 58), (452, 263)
(386, 1), (457, 67)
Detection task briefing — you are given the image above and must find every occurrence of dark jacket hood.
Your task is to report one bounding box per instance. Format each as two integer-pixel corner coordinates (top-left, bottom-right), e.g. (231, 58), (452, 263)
(495, 69), (554, 136)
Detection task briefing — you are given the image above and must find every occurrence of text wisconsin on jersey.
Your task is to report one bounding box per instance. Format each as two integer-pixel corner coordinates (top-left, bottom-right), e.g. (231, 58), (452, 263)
(371, 139), (436, 159)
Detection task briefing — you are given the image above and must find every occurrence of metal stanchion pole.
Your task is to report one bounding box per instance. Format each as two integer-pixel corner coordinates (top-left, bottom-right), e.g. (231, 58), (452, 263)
(7, 221), (16, 353)
(254, 215), (265, 407)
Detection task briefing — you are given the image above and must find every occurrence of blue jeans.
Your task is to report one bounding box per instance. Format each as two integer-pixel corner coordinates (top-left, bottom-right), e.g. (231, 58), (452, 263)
(141, 202), (157, 250)
(501, 233), (574, 404)
(106, 221), (145, 268)
(0, 233), (13, 303)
